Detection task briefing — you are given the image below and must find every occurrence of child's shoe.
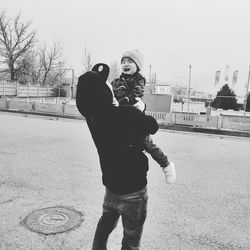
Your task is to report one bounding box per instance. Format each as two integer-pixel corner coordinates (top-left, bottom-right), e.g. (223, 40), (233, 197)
(162, 162), (176, 184)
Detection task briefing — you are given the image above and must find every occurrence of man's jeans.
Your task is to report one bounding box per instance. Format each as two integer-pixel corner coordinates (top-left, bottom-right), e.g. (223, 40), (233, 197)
(92, 187), (148, 250)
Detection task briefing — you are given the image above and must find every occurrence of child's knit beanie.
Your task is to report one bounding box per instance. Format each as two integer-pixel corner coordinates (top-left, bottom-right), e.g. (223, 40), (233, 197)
(121, 49), (144, 71)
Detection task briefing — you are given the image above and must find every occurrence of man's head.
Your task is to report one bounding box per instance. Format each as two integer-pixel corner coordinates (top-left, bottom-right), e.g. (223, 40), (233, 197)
(76, 64), (113, 117)
(121, 49), (144, 75)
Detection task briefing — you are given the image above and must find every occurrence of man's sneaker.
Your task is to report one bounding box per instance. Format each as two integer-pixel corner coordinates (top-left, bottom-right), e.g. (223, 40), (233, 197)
(162, 162), (176, 184)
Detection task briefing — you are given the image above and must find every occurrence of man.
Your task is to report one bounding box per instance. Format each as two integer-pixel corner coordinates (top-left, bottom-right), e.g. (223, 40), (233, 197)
(76, 63), (158, 250)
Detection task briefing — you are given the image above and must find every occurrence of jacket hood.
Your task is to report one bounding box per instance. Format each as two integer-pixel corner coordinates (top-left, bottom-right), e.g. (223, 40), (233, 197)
(76, 63), (113, 117)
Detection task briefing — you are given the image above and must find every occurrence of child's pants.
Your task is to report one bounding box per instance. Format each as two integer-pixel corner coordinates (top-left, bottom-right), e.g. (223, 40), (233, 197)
(92, 187), (148, 250)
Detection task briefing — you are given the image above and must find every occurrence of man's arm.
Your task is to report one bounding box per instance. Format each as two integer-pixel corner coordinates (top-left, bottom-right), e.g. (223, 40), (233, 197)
(141, 112), (159, 135)
(133, 98), (158, 135)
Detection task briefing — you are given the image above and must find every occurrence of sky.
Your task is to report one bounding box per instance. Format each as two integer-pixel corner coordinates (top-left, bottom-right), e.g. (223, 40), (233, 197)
(1, 0), (250, 96)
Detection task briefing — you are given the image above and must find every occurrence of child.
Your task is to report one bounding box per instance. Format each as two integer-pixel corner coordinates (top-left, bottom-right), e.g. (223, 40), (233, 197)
(111, 49), (176, 183)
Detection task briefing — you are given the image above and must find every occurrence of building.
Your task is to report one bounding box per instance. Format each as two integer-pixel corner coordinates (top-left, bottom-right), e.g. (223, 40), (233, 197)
(146, 82), (212, 104)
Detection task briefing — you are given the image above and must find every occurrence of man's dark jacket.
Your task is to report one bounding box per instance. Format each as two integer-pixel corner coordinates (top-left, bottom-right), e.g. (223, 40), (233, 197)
(76, 66), (158, 194)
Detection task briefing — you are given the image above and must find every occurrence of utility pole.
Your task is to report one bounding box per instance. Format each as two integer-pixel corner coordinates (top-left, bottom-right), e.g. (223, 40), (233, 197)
(149, 65), (152, 83)
(71, 68), (74, 99)
(58, 62), (63, 99)
(243, 65), (250, 118)
(187, 65), (192, 112)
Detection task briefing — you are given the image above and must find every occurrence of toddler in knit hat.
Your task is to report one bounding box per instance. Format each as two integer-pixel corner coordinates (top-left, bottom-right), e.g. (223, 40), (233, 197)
(111, 49), (176, 184)
(111, 49), (145, 105)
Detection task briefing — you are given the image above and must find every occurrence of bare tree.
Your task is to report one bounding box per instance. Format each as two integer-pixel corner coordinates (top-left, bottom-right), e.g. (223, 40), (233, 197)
(39, 42), (65, 85)
(17, 43), (65, 85)
(20, 50), (44, 85)
(0, 12), (36, 81)
(14, 50), (36, 84)
(108, 60), (120, 82)
(29, 50), (43, 84)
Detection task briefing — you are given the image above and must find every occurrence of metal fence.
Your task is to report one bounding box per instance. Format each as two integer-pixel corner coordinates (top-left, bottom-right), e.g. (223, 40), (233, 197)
(17, 85), (54, 97)
(0, 80), (17, 96)
(0, 80), (54, 97)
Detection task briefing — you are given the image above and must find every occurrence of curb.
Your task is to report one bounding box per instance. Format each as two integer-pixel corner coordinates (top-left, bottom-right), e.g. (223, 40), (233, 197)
(1, 109), (250, 138)
(159, 124), (250, 138)
(0, 109), (84, 120)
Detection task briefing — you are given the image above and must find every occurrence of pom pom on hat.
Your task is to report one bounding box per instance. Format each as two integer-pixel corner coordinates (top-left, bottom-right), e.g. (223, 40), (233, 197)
(121, 49), (144, 71)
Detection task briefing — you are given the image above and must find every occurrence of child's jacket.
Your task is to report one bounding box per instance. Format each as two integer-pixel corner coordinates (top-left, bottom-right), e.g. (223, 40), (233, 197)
(111, 73), (146, 105)
(111, 73), (169, 169)
(144, 135), (169, 168)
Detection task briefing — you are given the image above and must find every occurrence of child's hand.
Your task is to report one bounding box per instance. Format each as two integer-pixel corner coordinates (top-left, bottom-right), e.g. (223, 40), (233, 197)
(162, 162), (176, 184)
(112, 97), (119, 107)
(133, 97), (145, 112)
(106, 81), (119, 107)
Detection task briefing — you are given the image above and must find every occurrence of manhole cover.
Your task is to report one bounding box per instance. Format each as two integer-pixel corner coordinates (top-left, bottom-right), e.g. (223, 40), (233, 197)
(22, 206), (83, 235)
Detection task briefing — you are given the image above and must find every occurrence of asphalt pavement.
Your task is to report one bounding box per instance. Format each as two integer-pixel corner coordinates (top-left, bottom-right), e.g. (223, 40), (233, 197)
(0, 112), (249, 250)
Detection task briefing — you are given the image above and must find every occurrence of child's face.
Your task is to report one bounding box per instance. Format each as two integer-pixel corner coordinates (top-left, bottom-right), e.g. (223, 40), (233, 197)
(121, 57), (137, 75)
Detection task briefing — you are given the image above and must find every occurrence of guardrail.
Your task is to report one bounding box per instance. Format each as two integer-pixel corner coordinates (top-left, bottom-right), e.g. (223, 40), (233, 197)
(172, 112), (219, 129)
(171, 112), (250, 132)
(221, 115), (250, 132)
(145, 111), (171, 124)
(0, 98), (250, 132)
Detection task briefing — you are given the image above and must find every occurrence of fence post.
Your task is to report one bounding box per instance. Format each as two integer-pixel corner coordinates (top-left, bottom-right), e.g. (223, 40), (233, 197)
(37, 84), (39, 97)
(3, 80), (5, 97)
(26, 83), (28, 98)
(218, 115), (222, 129)
(6, 98), (9, 109)
(62, 102), (66, 115)
(174, 112), (177, 124)
(16, 81), (18, 97)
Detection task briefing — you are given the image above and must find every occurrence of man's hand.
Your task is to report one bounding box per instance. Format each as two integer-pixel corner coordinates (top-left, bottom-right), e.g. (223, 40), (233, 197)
(133, 97), (146, 112)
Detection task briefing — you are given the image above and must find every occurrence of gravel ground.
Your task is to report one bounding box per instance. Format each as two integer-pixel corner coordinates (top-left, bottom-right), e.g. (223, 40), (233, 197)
(0, 112), (249, 250)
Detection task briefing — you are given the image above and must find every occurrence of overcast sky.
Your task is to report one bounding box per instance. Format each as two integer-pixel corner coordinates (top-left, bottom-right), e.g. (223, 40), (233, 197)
(1, 0), (250, 95)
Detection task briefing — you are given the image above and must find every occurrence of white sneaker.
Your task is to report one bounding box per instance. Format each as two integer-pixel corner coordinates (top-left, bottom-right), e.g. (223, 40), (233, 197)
(162, 162), (176, 184)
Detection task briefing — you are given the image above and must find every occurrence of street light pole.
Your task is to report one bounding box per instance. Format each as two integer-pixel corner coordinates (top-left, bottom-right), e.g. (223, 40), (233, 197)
(243, 65), (250, 118)
(70, 68), (74, 99)
(187, 65), (191, 112)
(58, 62), (63, 99)
(64, 68), (74, 99)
